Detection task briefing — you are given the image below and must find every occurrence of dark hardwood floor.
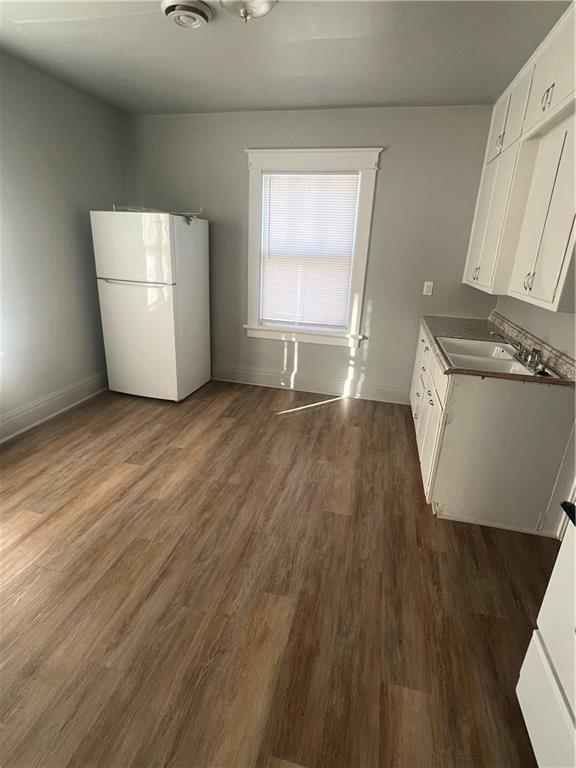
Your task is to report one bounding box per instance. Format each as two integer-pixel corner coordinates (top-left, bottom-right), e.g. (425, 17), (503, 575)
(0, 382), (559, 767)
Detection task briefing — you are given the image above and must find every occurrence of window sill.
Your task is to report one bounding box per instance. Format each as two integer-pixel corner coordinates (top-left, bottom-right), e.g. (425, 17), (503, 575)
(243, 324), (364, 347)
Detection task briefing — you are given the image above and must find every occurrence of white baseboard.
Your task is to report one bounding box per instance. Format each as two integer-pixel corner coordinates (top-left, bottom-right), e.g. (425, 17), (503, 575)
(213, 366), (409, 405)
(434, 505), (560, 539)
(0, 370), (107, 444)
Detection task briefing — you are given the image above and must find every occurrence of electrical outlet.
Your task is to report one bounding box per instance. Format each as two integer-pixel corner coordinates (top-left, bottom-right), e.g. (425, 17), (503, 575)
(423, 281), (434, 296)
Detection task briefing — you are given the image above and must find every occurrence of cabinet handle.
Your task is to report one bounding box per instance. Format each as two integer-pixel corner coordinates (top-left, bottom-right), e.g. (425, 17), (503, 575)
(421, 366), (426, 372)
(425, 346), (429, 352)
(523, 272), (530, 291)
(528, 271), (535, 292)
(547, 83), (555, 108)
(427, 390), (432, 396)
(429, 399), (434, 406)
(416, 392), (421, 398)
(541, 87), (550, 111)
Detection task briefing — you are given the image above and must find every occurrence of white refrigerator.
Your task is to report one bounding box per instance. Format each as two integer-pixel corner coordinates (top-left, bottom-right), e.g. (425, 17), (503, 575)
(90, 211), (210, 401)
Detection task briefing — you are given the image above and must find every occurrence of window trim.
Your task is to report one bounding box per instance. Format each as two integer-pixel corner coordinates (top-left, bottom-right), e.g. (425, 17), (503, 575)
(244, 147), (382, 347)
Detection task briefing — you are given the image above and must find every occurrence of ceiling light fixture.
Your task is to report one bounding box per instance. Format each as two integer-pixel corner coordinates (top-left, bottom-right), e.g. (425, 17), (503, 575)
(161, 1), (212, 28)
(219, 0), (278, 23)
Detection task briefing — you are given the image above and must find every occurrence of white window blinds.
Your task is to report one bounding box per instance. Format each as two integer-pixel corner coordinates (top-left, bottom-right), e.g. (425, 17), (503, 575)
(260, 172), (360, 329)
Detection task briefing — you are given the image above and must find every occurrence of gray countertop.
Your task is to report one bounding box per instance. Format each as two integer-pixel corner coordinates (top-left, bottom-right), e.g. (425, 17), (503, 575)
(421, 315), (573, 386)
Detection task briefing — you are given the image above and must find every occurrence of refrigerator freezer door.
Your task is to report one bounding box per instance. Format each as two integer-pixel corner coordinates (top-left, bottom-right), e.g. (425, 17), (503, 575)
(90, 212), (175, 284)
(97, 279), (178, 400)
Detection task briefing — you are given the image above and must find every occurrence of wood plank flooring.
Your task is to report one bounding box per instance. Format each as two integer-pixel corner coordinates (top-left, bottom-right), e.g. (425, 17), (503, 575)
(0, 382), (559, 767)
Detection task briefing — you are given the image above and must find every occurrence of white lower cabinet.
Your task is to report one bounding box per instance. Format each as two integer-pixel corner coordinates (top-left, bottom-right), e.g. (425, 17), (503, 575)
(409, 324), (446, 502)
(409, 325), (572, 536)
(517, 523), (575, 767)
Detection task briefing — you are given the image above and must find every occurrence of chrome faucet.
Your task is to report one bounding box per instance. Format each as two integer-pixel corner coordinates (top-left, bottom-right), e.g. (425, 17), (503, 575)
(511, 341), (542, 370)
(526, 348), (542, 371)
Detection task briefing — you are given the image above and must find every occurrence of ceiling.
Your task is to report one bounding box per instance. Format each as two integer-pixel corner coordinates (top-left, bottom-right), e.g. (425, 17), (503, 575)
(0, 1), (569, 114)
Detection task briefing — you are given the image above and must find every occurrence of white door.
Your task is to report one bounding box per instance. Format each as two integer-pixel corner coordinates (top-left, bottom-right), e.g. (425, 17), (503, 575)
(524, 40), (557, 131)
(502, 69), (532, 151)
(509, 119), (568, 296)
(477, 144), (518, 288)
(486, 93), (510, 162)
(97, 280), (178, 400)
(465, 159), (497, 283)
(530, 118), (575, 304)
(537, 524), (575, 714)
(420, 387), (441, 496)
(415, 375), (430, 458)
(91, 212), (175, 284)
(548, 14), (575, 112)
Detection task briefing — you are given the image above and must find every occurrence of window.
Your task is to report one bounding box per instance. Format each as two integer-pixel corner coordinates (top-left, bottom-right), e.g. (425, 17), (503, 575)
(245, 148), (382, 347)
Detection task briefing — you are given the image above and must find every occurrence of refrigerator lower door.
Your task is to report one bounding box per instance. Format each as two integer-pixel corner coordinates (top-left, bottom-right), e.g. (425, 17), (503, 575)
(97, 279), (178, 400)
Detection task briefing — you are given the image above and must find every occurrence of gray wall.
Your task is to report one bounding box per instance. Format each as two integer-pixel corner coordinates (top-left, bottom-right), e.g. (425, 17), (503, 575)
(0, 54), (126, 425)
(126, 106), (495, 402)
(495, 296), (575, 357)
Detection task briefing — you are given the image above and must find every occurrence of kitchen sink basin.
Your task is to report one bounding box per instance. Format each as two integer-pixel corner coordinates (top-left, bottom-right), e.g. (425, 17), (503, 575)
(437, 337), (515, 360)
(437, 337), (558, 378)
(446, 353), (534, 375)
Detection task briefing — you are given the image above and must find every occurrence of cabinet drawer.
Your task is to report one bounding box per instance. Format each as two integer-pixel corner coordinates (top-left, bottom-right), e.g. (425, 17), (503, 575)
(517, 631), (575, 768)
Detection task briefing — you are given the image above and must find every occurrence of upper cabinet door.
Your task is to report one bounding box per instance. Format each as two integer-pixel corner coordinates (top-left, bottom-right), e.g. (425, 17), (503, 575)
(502, 69), (532, 151)
(509, 116), (572, 298)
(477, 145), (519, 289)
(548, 14), (575, 112)
(486, 93), (510, 163)
(530, 119), (575, 304)
(524, 8), (575, 133)
(524, 43), (557, 132)
(464, 160), (497, 284)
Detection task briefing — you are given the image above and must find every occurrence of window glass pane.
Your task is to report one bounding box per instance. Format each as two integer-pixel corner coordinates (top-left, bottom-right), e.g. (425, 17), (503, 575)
(260, 173), (360, 328)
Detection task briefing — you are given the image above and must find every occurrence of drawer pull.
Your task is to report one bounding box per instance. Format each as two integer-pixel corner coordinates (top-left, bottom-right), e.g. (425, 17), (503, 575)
(429, 399), (434, 406)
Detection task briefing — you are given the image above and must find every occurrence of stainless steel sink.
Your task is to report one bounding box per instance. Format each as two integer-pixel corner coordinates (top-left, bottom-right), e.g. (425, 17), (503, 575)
(437, 337), (558, 378)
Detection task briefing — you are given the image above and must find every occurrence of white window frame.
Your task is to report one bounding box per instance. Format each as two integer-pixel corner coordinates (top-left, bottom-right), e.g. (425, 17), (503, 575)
(244, 147), (382, 347)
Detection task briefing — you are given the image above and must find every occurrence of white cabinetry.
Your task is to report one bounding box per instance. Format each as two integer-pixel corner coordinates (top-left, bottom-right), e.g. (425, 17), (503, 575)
(409, 324), (447, 501)
(524, 9), (575, 133)
(509, 114), (575, 311)
(485, 68), (532, 163)
(517, 523), (575, 767)
(462, 4), (575, 311)
(410, 324), (573, 536)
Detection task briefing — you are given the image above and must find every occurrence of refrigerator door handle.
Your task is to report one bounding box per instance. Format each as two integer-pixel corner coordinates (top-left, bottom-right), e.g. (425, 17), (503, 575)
(101, 278), (174, 288)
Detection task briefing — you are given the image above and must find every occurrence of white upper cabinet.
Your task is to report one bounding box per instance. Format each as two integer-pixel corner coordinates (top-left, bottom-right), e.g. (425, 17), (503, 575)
(463, 143), (520, 293)
(464, 159), (497, 285)
(501, 69), (533, 151)
(485, 69), (532, 163)
(524, 7), (575, 133)
(463, 3), (575, 310)
(476, 145), (519, 289)
(509, 114), (575, 311)
(486, 93), (510, 163)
